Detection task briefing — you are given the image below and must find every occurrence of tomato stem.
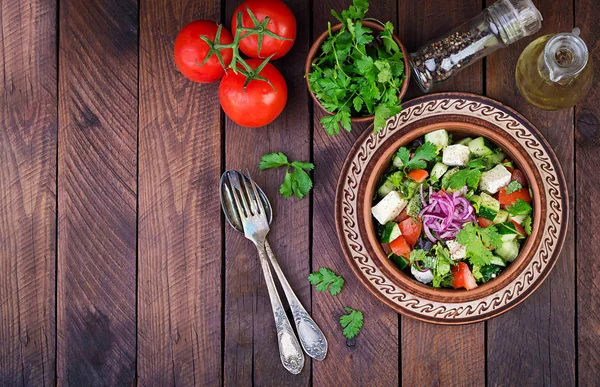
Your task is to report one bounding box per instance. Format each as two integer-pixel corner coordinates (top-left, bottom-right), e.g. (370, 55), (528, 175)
(198, 5), (291, 89)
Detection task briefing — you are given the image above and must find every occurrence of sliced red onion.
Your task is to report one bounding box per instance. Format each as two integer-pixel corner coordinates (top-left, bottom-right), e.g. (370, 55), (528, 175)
(419, 187), (476, 242)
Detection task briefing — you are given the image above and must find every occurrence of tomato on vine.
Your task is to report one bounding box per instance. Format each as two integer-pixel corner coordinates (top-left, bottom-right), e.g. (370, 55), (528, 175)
(219, 58), (287, 127)
(174, 21), (233, 83)
(232, 0), (297, 60)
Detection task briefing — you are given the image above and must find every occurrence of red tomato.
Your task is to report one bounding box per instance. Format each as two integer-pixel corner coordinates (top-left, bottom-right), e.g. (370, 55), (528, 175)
(498, 187), (531, 207)
(451, 262), (478, 290)
(399, 218), (422, 246)
(232, 0), (296, 60)
(510, 220), (526, 236)
(390, 235), (412, 259)
(407, 169), (429, 183)
(394, 208), (410, 223)
(174, 21), (233, 83)
(477, 217), (494, 228)
(219, 59), (287, 127)
(511, 169), (528, 187)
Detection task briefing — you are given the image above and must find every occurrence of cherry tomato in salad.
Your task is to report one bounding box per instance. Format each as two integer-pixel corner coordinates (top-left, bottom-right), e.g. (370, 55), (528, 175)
(498, 187), (531, 207)
(174, 21), (233, 83)
(511, 169), (528, 187)
(231, 0), (297, 60)
(399, 217), (422, 247)
(477, 216), (494, 228)
(394, 208), (410, 223)
(451, 262), (478, 290)
(510, 220), (527, 236)
(390, 235), (411, 259)
(218, 59), (287, 127)
(407, 169), (429, 183)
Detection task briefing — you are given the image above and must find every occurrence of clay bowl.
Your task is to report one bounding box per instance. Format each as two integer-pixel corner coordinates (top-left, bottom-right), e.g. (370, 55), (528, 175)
(305, 20), (410, 124)
(335, 92), (568, 324)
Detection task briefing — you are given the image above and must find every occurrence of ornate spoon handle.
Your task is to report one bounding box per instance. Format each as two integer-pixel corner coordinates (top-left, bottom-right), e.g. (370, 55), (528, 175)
(265, 241), (328, 361)
(255, 242), (304, 374)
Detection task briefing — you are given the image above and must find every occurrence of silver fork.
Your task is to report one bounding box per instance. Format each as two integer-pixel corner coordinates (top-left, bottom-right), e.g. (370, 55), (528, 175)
(227, 170), (304, 375)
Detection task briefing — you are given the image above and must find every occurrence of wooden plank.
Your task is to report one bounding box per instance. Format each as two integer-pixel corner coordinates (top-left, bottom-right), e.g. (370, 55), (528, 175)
(57, 0), (138, 384)
(397, 2), (486, 386)
(137, 1), (223, 385)
(485, 1), (576, 385)
(311, 1), (399, 386)
(222, 0), (311, 385)
(575, 0), (600, 384)
(0, 0), (57, 385)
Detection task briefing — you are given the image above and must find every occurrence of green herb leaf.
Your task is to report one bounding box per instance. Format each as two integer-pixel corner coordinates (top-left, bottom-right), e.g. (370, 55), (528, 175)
(505, 180), (523, 194)
(447, 168), (482, 190)
(259, 152), (314, 199)
(522, 215), (532, 235)
(339, 307), (364, 339)
(456, 223), (503, 267)
(409, 249), (428, 265)
(507, 199), (532, 215)
(259, 152), (289, 170)
(308, 267), (345, 296)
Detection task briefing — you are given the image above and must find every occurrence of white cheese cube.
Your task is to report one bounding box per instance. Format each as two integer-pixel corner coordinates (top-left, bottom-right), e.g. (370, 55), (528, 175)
(371, 191), (408, 225)
(442, 144), (470, 166)
(446, 240), (467, 261)
(479, 164), (512, 194)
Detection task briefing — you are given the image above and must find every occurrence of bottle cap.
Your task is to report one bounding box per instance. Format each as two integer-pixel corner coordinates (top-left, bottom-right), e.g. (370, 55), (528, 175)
(489, 0), (543, 45)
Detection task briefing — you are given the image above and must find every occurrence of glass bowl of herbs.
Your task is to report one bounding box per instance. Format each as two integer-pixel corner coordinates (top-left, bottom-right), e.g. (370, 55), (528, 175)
(305, 0), (410, 136)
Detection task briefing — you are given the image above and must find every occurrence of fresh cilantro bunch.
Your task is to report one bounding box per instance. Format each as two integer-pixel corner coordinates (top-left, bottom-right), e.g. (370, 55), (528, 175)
(307, 0), (406, 135)
(456, 223), (503, 267)
(259, 152), (314, 199)
(308, 267), (345, 296)
(339, 307), (364, 339)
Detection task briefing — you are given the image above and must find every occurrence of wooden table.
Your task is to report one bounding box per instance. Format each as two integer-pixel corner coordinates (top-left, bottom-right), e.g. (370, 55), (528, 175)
(1, 0), (598, 385)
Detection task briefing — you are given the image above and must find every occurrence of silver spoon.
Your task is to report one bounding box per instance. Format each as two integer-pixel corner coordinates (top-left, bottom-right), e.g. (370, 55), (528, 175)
(220, 170), (328, 361)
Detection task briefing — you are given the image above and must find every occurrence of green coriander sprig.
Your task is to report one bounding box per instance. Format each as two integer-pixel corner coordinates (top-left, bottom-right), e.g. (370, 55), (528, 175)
(259, 152), (314, 199)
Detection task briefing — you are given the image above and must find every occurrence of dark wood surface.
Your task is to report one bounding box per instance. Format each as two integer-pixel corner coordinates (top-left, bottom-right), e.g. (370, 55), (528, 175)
(0, 0), (598, 386)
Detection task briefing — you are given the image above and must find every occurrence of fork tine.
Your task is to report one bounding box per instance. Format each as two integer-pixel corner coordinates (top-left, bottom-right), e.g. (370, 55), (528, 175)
(245, 169), (265, 216)
(240, 171), (260, 216)
(227, 171), (249, 219)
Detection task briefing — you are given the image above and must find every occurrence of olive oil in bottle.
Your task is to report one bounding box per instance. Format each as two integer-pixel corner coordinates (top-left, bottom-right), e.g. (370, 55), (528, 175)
(516, 28), (593, 110)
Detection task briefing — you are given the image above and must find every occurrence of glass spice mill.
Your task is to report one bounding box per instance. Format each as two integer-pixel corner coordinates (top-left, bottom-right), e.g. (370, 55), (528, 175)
(410, 0), (543, 93)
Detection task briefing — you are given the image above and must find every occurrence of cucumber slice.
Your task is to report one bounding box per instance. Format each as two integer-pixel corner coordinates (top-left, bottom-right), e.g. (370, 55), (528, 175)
(501, 234), (517, 242)
(493, 209), (509, 224)
(381, 222), (402, 243)
(406, 194), (422, 218)
(495, 240), (520, 262)
(468, 137), (493, 156)
(490, 255), (506, 266)
(430, 162), (449, 181)
(389, 253), (408, 270)
(457, 137), (472, 145)
(486, 151), (505, 164)
(441, 167), (460, 189)
(424, 129), (450, 148)
(378, 180), (396, 198)
(478, 192), (500, 221)
(392, 155), (404, 169)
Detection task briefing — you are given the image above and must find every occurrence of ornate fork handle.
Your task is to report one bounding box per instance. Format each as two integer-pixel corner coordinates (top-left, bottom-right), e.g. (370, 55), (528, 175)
(255, 242), (304, 374)
(265, 241), (328, 361)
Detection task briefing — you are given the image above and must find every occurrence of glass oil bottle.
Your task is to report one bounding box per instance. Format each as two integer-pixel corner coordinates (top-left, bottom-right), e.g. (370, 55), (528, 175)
(516, 28), (593, 110)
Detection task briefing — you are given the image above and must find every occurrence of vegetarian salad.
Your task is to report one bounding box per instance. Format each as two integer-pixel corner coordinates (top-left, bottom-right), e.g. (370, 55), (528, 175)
(372, 129), (534, 290)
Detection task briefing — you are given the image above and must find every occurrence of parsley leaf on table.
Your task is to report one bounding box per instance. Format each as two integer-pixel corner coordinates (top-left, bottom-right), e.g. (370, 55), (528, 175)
(339, 307), (364, 340)
(507, 199), (532, 215)
(456, 223), (503, 267)
(308, 267), (345, 296)
(259, 153), (314, 199)
(505, 180), (523, 194)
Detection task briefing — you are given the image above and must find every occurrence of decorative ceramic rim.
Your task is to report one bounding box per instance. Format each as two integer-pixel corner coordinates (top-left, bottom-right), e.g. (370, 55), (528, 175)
(335, 92), (568, 324)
